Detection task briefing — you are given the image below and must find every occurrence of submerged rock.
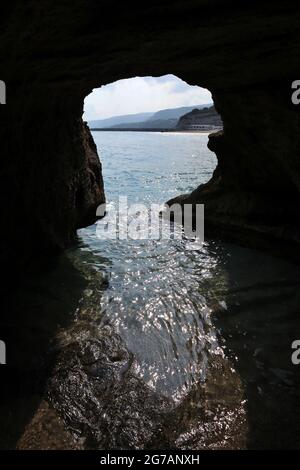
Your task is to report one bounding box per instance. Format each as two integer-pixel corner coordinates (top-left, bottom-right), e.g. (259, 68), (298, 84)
(48, 326), (172, 449)
(47, 323), (247, 449)
(44, 255), (248, 450)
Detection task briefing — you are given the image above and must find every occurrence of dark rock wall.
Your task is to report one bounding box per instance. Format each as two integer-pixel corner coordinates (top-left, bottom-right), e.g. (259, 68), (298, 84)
(0, 86), (105, 282)
(169, 83), (300, 250)
(1, 0), (300, 278)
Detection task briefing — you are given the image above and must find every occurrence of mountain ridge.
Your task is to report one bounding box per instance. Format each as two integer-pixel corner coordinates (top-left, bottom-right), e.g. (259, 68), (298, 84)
(87, 103), (212, 129)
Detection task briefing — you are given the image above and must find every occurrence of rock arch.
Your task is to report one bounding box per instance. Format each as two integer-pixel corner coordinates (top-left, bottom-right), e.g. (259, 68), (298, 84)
(1, 0), (300, 282)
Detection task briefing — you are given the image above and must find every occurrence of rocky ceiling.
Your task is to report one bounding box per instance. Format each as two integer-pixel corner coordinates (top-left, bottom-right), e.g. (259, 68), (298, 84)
(1, 0), (300, 285)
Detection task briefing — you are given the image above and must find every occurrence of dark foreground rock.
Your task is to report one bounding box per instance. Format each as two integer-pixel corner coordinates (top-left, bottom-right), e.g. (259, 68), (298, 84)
(43, 258), (247, 450)
(47, 324), (247, 450)
(48, 327), (171, 449)
(2, 243), (300, 450)
(17, 401), (83, 450)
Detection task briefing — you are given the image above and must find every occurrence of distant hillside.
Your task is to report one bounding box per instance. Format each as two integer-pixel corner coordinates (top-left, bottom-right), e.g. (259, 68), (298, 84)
(110, 118), (177, 129)
(88, 104), (212, 129)
(176, 106), (222, 129)
(88, 111), (153, 129)
(146, 104), (210, 122)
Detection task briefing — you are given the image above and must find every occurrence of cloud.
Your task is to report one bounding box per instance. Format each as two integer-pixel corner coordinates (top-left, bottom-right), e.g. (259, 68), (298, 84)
(83, 75), (212, 120)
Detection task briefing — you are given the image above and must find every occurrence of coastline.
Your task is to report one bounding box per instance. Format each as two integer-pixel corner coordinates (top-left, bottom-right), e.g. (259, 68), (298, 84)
(89, 127), (223, 133)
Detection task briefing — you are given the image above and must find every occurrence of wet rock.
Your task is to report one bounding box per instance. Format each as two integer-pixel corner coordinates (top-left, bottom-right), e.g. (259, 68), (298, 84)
(17, 401), (84, 450)
(48, 326), (172, 449)
(48, 332), (248, 449)
(149, 356), (247, 450)
(43, 259), (248, 450)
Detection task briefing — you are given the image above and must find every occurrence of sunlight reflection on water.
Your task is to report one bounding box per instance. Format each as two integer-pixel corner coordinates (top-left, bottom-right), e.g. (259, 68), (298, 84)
(78, 131), (219, 399)
(77, 131), (300, 415)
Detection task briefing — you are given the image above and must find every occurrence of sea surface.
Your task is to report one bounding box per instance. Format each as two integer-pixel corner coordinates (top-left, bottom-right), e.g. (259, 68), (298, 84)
(2, 131), (300, 449)
(71, 131), (300, 447)
(79, 131), (220, 398)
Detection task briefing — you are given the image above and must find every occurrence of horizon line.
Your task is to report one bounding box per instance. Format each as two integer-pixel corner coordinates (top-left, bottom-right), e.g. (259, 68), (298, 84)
(87, 102), (214, 122)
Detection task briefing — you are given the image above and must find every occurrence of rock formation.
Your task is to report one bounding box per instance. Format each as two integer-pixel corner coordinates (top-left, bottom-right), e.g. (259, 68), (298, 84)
(1, 1), (300, 450)
(176, 106), (222, 129)
(1, 0), (300, 276)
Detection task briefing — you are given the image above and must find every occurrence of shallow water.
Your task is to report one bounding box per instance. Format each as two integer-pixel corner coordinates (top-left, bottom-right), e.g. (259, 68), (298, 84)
(73, 131), (300, 445)
(2, 131), (299, 449)
(78, 132), (220, 399)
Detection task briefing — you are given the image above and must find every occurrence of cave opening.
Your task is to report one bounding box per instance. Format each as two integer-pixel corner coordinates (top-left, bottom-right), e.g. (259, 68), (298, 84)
(74, 74), (227, 399)
(82, 74), (221, 227)
(70, 75), (300, 450)
(1, 0), (300, 452)
(70, 73), (300, 451)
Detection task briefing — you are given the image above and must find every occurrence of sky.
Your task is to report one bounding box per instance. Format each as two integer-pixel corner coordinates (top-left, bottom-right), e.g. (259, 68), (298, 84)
(83, 74), (212, 120)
